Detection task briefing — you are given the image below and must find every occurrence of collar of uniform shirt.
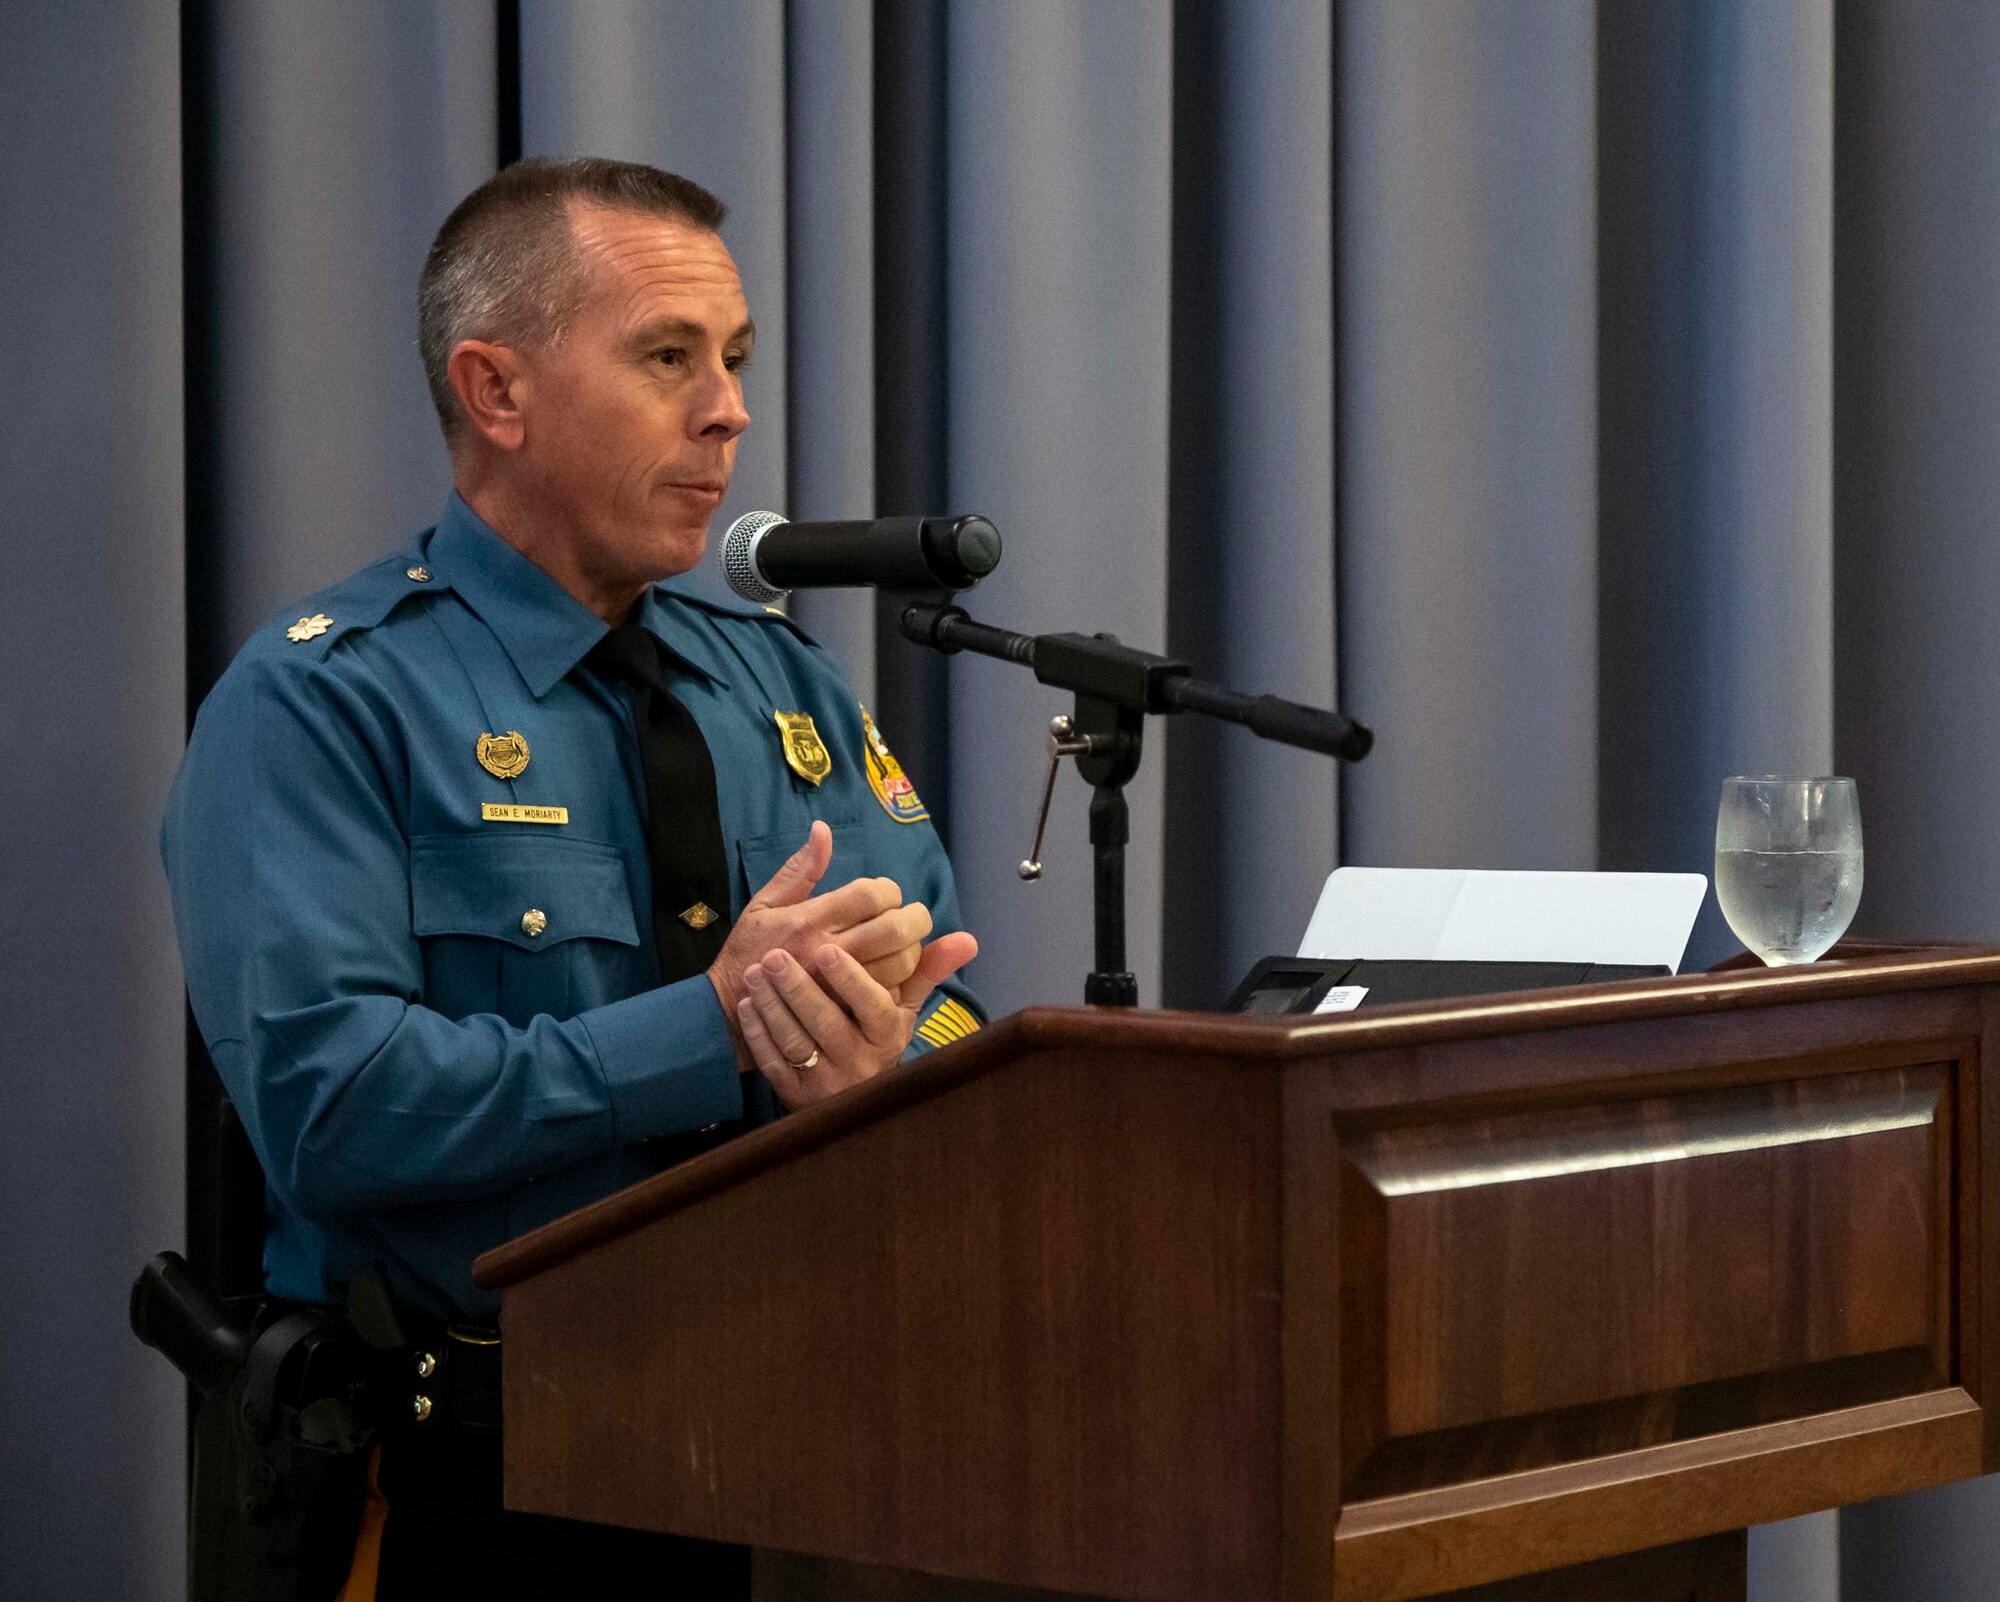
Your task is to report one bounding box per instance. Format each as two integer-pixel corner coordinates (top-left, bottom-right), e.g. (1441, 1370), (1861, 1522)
(426, 492), (728, 699)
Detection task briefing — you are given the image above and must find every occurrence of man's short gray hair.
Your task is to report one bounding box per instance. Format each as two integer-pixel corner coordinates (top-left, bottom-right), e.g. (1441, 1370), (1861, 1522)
(417, 156), (727, 442)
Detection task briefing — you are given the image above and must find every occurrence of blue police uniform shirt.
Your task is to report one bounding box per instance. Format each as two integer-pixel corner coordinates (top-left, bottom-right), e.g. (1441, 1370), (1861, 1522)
(163, 492), (985, 1323)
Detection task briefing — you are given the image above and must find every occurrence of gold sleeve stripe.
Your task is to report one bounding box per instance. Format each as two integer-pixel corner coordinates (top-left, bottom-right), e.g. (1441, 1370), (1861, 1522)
(917, 998), (981, 1049)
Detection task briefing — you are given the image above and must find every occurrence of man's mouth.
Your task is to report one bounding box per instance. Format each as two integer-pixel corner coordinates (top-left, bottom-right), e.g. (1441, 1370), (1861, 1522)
(662, 478), (727, 504)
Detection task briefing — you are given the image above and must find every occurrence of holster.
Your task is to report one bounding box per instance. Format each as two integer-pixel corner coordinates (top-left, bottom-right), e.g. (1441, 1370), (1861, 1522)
(133, 1253), (393, 1602)
(190, 1310), (380, 1602)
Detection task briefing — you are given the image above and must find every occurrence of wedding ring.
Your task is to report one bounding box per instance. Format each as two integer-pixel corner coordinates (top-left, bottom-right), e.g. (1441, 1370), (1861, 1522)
(785, 1047), (821, 1072)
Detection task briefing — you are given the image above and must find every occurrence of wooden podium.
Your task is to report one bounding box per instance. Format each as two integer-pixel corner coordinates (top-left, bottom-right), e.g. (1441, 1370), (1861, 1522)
(473, 948), (2000, 1601)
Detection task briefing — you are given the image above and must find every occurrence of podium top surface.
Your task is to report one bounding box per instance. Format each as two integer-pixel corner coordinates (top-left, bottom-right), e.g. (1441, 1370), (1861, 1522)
(474, 943), (2000, 1292)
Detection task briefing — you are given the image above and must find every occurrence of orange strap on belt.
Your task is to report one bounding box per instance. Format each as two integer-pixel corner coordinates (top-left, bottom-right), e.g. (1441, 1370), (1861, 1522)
(333, 1444), (387, 1602)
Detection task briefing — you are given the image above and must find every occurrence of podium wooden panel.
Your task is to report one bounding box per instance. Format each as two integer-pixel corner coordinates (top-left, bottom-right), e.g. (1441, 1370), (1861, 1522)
(474, 948), (2000, 1600)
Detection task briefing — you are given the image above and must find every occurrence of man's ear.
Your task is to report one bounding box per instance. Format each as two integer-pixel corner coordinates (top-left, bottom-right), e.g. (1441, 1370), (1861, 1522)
(447, 339), (528, 450)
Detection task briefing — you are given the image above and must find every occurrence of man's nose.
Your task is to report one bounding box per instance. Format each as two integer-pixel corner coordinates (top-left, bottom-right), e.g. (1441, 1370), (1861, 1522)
(691, 367), (750, 441)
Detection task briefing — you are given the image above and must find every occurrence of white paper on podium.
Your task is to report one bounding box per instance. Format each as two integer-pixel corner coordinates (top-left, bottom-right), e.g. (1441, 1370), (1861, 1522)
(1297, 867), (1709, 974)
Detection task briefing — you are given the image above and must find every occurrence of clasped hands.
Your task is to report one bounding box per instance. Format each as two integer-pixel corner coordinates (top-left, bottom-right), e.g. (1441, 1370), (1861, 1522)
(706, 820), (977, 1108)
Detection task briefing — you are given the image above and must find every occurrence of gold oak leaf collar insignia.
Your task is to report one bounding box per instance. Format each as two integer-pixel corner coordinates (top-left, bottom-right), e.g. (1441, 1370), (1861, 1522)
(286, 614), (333, 643)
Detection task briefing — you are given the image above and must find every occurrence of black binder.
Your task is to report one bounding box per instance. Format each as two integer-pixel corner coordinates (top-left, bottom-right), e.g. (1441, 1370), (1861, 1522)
(1225, 955), (1671, 1015)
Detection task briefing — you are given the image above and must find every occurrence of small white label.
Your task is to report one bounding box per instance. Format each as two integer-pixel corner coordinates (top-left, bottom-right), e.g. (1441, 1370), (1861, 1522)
(481, 803), (569, 825)
(1313, 985), (1369, 1015)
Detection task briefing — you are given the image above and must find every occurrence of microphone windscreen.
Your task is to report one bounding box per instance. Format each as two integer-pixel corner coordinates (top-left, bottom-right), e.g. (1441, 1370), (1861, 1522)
(721, 510), (789, 603)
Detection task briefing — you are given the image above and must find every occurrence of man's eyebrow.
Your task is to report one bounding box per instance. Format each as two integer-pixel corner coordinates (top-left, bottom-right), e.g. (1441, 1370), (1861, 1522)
(627, 316), (757, 350)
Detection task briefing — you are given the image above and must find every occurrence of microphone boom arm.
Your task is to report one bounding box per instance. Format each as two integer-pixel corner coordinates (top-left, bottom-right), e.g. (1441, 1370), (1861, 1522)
(898, 601), (1374, 761)
(897, 599), (1374, 1007)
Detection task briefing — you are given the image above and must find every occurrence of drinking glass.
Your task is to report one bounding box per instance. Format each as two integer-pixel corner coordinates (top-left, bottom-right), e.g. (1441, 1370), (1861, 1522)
(1714, 776), (1863, 966)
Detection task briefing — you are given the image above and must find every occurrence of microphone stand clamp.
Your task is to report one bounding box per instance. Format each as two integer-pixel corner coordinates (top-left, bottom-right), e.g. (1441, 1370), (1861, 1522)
(1015, 699), (1144, 1007)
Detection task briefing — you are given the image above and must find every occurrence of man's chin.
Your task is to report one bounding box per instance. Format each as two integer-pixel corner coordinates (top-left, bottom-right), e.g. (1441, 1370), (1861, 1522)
(638, 519), (711, 583)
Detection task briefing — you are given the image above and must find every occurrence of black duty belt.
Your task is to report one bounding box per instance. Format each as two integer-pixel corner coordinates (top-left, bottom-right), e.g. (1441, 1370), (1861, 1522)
(401, 1323), (502, 1434)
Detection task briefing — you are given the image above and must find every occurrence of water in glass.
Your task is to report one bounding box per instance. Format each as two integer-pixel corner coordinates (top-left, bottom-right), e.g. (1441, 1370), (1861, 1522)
(1714, 777), (1862, 966)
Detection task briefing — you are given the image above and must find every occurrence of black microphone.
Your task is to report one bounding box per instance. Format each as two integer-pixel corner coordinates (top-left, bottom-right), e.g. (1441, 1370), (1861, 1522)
(722, 511), (1002, 603)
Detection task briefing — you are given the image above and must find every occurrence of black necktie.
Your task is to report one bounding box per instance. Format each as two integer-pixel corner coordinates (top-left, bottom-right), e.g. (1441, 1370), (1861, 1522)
(586, 625), (733, 984)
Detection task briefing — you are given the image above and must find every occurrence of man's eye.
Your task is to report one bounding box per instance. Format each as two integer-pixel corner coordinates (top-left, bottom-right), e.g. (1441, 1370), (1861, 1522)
(654, 348), (686, 368)
(724, 352), (752, 373)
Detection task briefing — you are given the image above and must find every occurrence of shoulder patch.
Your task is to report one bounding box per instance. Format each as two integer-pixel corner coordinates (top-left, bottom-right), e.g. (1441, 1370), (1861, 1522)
(860, 705), (929, 823)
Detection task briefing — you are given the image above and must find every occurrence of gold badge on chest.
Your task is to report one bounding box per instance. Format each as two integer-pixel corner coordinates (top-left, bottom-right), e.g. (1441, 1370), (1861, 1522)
(773, 711), (832, 786)
(476, 730), (531, 780)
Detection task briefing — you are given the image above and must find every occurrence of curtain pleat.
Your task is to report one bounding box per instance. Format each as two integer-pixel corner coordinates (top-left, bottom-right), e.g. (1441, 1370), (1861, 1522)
(867, 0), (956, 822)
(1335, 0), (1601, 873)
(941, 0), (1175, 1009)
(1598, 0), (1835, 971)
(1834, 0), (2000, 947)
(784, 0), (879, 704)
(1163, 0), (1338, 1008)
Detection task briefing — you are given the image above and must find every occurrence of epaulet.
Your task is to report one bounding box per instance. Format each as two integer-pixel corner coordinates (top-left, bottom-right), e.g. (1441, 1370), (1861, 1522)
(651, 580), (820, 645)
(260, 550), (445, 660)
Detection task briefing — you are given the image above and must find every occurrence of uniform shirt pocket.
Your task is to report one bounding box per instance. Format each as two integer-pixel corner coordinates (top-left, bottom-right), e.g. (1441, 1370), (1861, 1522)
(411, 833), (641, 1028)
(736, 818), (869, 908)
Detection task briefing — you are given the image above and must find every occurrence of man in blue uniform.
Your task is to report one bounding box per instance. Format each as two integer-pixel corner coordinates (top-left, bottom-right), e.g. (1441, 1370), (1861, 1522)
(163, 157), (982, 1597)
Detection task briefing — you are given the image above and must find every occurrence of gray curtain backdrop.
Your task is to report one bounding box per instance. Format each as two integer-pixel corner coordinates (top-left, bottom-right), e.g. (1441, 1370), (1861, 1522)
(10, 1), (2000, 1597)
(2, 4), (187, 1597)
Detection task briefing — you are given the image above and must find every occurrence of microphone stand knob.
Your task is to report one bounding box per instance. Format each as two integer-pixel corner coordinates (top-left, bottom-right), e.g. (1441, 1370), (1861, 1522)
(1019, 715), (1092, 881)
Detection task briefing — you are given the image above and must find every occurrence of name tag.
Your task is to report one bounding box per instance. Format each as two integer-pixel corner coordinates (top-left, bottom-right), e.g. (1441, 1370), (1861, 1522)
(481, 803), (569, 825)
